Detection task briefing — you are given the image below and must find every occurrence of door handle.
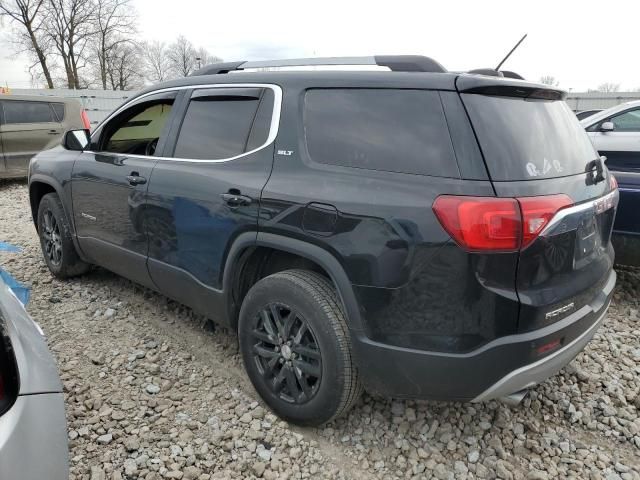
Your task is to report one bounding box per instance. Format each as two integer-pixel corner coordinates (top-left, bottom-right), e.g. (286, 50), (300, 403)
(126, 173), (147, 186)
(48, 130), (61, 135)
(221, 193), (252, 207)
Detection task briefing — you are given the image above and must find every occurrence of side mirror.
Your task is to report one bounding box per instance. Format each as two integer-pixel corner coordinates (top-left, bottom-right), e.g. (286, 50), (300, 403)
(600, 121), (615, 132)
(63, 129), (91, 151)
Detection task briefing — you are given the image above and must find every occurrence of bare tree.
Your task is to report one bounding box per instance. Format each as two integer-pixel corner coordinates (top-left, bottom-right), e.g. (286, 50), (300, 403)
(597, 82), (620, 93)
(0, 0), (55, 87)
(194, 46), (221, 70)
(92, 0), (136, 89)
(45, 0), (96, 88)
(139, 40), (171, 83)
(539, 75), (559, 86)
(167, 35), (197, 77)
(105, 41), (142, 90)
(2, 5), (224, 89)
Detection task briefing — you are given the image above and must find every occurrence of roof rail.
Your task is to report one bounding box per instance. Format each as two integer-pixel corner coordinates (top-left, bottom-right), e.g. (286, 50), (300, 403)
(192, 61), (247, 76)
(191, 55), (447, 76)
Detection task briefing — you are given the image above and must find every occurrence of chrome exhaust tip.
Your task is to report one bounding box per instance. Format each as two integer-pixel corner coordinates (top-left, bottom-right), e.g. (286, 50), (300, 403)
(499, 389), (528, 407)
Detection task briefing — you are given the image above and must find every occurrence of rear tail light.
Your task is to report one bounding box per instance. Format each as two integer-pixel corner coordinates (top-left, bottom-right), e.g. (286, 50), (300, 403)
(609, 174), (618, 190)
(518, 195), (573, 248)
(81, 109), (91, 130)
(433, 194), (573, 252)
(432, 196), (521, 251)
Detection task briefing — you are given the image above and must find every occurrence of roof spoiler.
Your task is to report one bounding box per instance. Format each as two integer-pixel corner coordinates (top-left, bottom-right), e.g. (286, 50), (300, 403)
(456, 75), (566, 100)
(191, 55), (448, 76)
(467, 68), (525, 80)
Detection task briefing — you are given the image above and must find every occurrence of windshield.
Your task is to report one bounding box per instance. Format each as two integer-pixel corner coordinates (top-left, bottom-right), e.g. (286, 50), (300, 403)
(462, 94), (598, 181)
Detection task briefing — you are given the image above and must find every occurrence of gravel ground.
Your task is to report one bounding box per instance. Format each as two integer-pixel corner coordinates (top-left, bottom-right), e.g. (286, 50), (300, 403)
(1, 179), (639, 480)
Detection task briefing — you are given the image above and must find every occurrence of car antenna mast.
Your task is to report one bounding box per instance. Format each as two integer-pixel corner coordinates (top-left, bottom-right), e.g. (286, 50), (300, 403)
(495, 33), (528, 71)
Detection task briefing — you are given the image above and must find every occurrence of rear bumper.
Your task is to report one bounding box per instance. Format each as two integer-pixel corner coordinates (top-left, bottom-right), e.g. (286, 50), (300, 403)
(352, 270), (615, 401)
(472, 304), (606, 401)
(0, 393), (69, 480)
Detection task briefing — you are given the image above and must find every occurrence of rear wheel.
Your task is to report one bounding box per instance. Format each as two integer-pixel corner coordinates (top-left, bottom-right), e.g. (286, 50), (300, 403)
(37, 193), (90, 278)
(238, 269), (362, 426)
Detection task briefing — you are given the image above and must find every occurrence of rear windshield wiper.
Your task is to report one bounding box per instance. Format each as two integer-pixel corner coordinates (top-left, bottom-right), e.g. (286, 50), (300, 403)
(585, 157), (606, 185)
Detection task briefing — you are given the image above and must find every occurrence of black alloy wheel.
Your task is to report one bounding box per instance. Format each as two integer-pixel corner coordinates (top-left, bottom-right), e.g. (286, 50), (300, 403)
(250, 303), (322, 404)
(37, 193), (91, 278)
(238, 270), (363, 426)
(41, 209), (63, 266)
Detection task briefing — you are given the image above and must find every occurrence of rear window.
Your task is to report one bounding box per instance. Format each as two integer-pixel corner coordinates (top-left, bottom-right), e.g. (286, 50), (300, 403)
(50, 102), (65, 122)
(462, 94), (598, 181)
(3, 100), (57, 124)
(304, 89), (459, 177)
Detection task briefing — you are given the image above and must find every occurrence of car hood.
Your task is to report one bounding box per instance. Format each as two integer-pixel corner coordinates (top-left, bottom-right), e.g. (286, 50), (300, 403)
(0, 279), (62, 395)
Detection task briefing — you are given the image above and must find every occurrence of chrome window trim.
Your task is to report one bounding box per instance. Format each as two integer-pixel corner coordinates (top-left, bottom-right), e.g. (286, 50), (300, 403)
(86, 83), (282, 163)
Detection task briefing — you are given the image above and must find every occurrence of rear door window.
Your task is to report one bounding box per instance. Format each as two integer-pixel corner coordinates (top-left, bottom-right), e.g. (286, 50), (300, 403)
(303, 89), (459, 177)
(173, 88), (273, 160)
(3, 100), (57, 124)
(462, 94), (598, 181)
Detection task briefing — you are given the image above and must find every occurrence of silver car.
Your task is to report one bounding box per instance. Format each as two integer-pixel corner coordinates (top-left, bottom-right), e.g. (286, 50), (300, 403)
(581, 100), (640, 265)
(1, 94), (90, 179)
(580, 100), (640, 162)
(0, 276), (68, 479)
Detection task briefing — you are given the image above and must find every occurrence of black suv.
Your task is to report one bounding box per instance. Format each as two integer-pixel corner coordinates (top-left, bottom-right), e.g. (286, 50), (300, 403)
(28, 56), (618, 426)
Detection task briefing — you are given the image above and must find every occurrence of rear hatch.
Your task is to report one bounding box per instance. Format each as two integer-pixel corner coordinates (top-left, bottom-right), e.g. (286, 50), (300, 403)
(457, 77), (618, 332)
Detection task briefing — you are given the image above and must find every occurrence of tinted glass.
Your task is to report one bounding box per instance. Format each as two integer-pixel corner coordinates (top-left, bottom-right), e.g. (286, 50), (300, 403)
(3, 100), (56, 124)
(575, 109), (601, 120)
(304, 89), (459, 177)
(246, 89), (274, 151)
(174, 96), (262, 160)
(610, 109), (640, 132)
(51, 103), (65, 122)
(103, 101), (173, 155)
(462, 94), (598, 181)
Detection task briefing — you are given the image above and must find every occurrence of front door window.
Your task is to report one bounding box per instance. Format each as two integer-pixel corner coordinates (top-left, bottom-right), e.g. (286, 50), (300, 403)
(100, 101), (173, 156)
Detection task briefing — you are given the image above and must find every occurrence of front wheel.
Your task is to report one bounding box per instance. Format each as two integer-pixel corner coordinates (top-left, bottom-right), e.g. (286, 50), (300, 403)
(37, 193), (90, 278)
(238, 270), (363, 426)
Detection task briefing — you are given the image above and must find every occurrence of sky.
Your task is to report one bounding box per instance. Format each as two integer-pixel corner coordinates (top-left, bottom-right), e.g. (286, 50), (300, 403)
(1, 0), (639, 91)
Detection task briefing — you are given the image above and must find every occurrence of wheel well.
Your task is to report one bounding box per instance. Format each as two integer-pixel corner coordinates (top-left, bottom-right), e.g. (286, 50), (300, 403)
(228, 246), (332, 331)
(29, 182), (56, 229)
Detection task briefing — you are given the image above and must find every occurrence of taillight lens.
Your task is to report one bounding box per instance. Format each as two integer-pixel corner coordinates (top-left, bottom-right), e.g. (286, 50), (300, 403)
(81, 109), (91, 130)
(433, 196), (521, 251)
(518, 195), (573, 249)
(433, 194), (573, 252)
(609, 174), (618, 190)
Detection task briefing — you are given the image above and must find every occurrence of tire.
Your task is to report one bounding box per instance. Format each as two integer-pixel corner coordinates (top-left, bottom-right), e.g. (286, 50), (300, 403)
(238, 269), (363, 426)
(37, 193), (90, 278)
